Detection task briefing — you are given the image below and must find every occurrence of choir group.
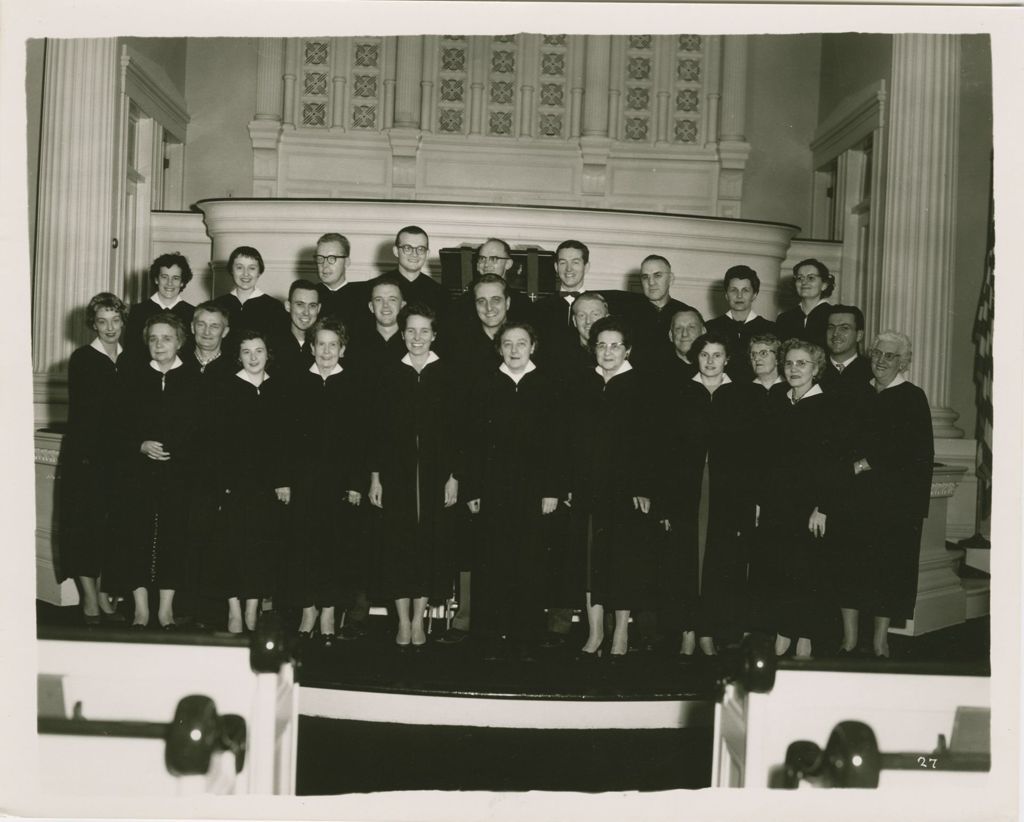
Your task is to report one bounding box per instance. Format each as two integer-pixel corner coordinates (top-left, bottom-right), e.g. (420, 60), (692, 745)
(57, 225), (935, 661)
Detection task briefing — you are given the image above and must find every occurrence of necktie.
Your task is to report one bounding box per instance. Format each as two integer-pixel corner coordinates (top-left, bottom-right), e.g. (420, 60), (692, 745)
(835, 363), (845, 374)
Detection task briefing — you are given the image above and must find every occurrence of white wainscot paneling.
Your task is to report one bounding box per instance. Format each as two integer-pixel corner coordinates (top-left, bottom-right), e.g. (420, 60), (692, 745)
(607, 161), (715, 208)
(419, 145), (579, 202)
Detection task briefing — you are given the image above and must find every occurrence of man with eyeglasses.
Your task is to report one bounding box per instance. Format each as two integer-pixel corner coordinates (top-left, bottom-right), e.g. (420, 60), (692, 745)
(706, 264), (775, 382)
(453, 238), (532, 335)
(369, 225), (449, 324)
(314, 232), (368, 338)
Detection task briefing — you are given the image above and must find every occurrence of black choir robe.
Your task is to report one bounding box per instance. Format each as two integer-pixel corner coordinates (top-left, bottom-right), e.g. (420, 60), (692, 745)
(120, 362), (203, 592)
(463, 366), (567, 640)
(705, 313), (777, 382)
(775, 301), (832, 350)
(268, 331), (316, 385)
(367, 269), (450, 323)
(212, 293), (289, 356)
(282, 367), (367, 607)
(205, 373), (290, 600)
(370, 356), (460, 601)
(570, 367), (658, 610)
(630, 297), (694, 373)
(316, 280), (371, 340)
(58, 343), (126, 584)
(818, 354), (874, 395)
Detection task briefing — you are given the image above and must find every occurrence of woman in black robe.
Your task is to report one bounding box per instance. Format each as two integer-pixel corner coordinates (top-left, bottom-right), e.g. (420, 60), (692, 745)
(208, 330), (290, 633)
(570, 316), (655, 660)
(756, 338), (841, 658)
(670, 333), (760, 656)
(120, 311), (202, 628)
(464, 322), (565, 659)
(59, 292), (129, 623)
(284, 317), (364, 645)
(368, 304), (459, 648)
(124, 253), (195, 368)
(838, 331), (934, 658)
(775, 258), (835, 350)
(212, 246), (288, 356)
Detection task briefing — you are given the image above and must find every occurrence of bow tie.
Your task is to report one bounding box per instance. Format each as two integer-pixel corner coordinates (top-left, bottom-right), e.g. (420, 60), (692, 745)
(561, 292), (578, 301)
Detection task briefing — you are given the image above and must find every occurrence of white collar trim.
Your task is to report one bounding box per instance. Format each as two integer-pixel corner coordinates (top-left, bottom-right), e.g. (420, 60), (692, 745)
(499, 360), (537, 384)
(90, 337), (123, 358)
(231, 287), (265, 303)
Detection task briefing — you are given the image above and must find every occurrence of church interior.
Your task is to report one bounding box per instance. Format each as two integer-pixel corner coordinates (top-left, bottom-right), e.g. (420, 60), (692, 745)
(9, 15), (1016, 815)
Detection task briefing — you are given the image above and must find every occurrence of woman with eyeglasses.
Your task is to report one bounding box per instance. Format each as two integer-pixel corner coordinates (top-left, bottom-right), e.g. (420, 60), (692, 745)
(756, 338), (842, 658)
(59, 292), (130, 624)
(662, 333), (760, 656)
(749, 333), (785, 393)
(569, 316), (656, 660)
(368, 304), (459, 649)
(463, 322), (565, 661)
(124, 253), (196, 368)
(775, 258), (835, 350)
(837, 332), (933, 658)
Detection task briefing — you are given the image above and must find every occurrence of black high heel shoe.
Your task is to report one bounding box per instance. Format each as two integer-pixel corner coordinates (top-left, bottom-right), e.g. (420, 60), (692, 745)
(575, 637), (606, 662)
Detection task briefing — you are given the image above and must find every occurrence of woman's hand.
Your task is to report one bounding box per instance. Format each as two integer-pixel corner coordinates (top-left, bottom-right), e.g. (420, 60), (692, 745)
(346, 490), (361, 506)
(755, 504), (760, 528)
(563, 492), (573, 509)
(808, 507), (827, 538)
(368, 474), (383, 508)
(140, 440), (170, 461)
(541, 497), (558, 515)
(275, 487), (291, 505)
(633, 496), (651, 514)
(467, 498), (481, 514)
(659, 518), (672, 532)
(853, 457), (872, 475)
(444, 475), (459, 508)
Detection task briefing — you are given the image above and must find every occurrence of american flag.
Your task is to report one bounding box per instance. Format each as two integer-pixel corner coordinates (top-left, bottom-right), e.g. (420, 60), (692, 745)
(972, 166), (994, 522)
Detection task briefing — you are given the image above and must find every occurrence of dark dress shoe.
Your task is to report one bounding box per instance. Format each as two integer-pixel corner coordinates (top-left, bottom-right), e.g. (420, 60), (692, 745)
(160, 622), (178, 632)
(437, 628), (470, 645)
(82, 613), (102, 626)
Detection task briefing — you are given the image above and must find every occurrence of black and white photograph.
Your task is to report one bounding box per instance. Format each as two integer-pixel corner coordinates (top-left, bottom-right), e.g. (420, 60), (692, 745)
(1, 1), (1021, 819)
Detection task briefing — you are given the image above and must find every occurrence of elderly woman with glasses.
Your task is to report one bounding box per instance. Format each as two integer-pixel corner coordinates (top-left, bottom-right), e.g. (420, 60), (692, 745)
(757, 338), (842, 658)
(837, 331), (934, 658)
(749, 333), (785, 393)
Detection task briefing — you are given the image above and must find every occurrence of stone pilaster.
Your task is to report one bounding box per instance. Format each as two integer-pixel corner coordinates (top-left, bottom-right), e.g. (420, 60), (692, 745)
(32, 38), (119, 387)
(394, 35), (423, 129)
(249, 38), (284, 197)
(717, 36), (751, 218)
(878, 34), (963, 438)
(582, 35), (611, 138)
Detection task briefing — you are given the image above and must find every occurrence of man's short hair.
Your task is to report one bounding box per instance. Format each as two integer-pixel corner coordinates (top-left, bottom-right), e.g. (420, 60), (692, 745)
(478, 237), (512, 258)
(395, 225), (429, 246)
(192, 300), (230, 325)
(143, 309), (188, 347)
(398, 302), (437, 331)
(669, 306), (705, 327)
(472, 273), (508, 297)
(723, 264), (760, 294)
(370, 274), (407, 299)
(311, 316), (348, 347)
(556, 239), (590, 264)
(793, 257), (836, 298)
(641, 254), (671, 270)
(573, 290), (608, 311)
(289, 279), (321, 301)
(87, 292), (128, 329)
(588, 315), (632, 352)
(149, 252), (194, 289)
(227, 245), (266, 274)
(316, 233), (351, 257)
(828, 304), (865, 331)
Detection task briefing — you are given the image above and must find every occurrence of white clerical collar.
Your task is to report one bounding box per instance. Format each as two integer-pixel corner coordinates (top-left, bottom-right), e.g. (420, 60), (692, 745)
(149, 356), (183, 374)
(90, 337), (123, 359)
(402, 350), (441, 368)
(499, 360), (537, 384)
(801, 298), (829, 316)
(831, 353), (859, 368)
(595, 359), (633, 380)
(309, 362), (343, 378)
(871, 373), (908, 391)
(150, 293), (184, 309)
(231, 287), (265, 303)
(726, 310), (761, 324)
(787, 382), (824, 403)
(324, 281), (349, 291)
(692, 372), (733, 386)
(235, 369), (269, 388)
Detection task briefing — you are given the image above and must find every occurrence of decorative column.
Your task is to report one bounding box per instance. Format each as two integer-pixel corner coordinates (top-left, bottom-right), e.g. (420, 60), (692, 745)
(704, 35), (722, 147)
(249, 37), (284, 197)
(580, 35), (612, 198)
(717, 35), (751, 218)
(331, 37), (350, 131)
(568, 36), (585, 139)
(388, 36), (423, 190)
(468, 36), (487, 136)
(419, 36), (436, 132)
(517, 33), (539, 138)
(32, 38), (119, 387)
(281, 39), (297, 127)
(879, 34), (963, 438)
(654, 35), (674, 144)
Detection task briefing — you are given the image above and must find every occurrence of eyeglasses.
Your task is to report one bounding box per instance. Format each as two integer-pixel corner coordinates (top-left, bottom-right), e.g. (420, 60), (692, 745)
(479, 256), (510, 266)
(869, 349), (901, 363)
(315, 255), (347, 265)
(784, 359), (813, 369)
(750, 348), (776, 359)
(398, 245), (428, 255)
(794, 274), (821, 283)
(595, 342), (625, 352)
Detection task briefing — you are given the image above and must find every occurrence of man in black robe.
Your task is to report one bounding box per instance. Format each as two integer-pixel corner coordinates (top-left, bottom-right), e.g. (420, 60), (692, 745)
(271, 280), (321, 382)
(183, 302), (234, 380)
(820, 304), (873, 394)
(314, 232), (368, 339)
(366, 225), (450, 329)
(630, 254), (694, 372)
(533, 239), (591, 356)
(705, 265), (776, 382)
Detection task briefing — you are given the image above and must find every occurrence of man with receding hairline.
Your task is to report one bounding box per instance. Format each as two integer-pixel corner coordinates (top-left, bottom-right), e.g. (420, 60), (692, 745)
(631, 254), (694, 370)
